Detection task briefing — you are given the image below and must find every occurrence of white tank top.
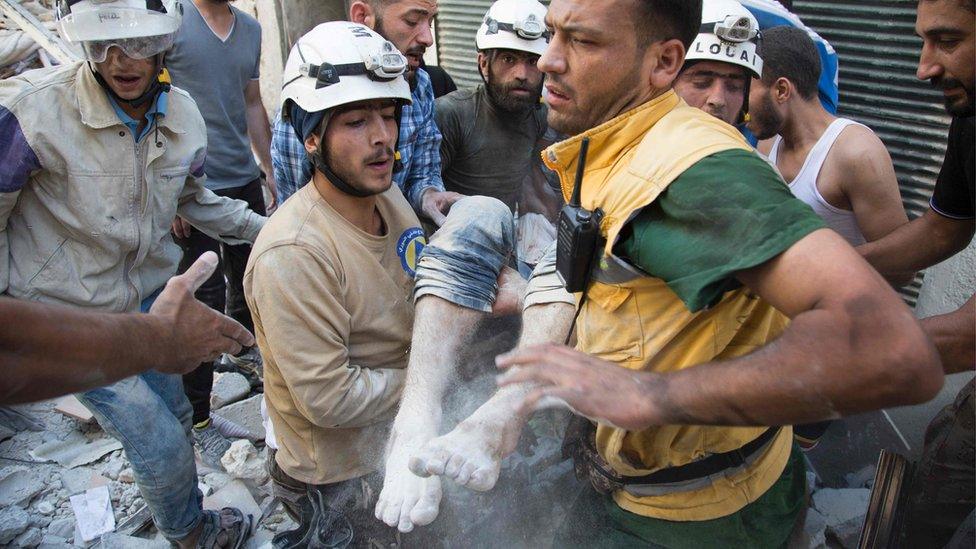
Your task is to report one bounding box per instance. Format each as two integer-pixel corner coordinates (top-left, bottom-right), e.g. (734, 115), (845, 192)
(769, 118), (867, 246)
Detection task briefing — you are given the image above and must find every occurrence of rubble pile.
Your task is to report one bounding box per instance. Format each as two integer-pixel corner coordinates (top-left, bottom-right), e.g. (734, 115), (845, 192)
(0, 370), (288, 548)
(0, 0), (58, 78)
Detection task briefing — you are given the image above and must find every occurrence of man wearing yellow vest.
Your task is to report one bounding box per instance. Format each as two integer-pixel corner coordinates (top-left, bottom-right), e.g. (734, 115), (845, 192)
(406, 0), (944, 545)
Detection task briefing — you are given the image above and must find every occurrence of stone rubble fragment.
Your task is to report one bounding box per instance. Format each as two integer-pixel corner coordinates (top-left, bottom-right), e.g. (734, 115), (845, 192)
(13, 526), (43, 548)
(220, 440), (267, 482)
(212, 395), (265, 441)
(46, 517), (75, 541)
(36, 501), (56, 515)
(0, 505), (30, 544)
(0, 466), (45, 507)
(30, 432), (122, 469)
(210, 373), (251, 409)
(812, 487), (871, 549)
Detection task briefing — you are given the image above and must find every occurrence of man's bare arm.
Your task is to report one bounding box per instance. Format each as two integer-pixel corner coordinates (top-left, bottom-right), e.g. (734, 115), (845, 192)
(0, 252), (254, 405)
(245, 79), (278, 208)
(500, 230), (943, 429)
(858, 208), (975, 275)
(838, 127), (909, 243)
(920, 294), (975, 375)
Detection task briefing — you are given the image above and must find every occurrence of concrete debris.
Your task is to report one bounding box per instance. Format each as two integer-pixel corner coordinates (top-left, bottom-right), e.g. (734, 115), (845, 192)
(203, 480), (262, 522)
(38, 534), (72, 549)
(806, 471), (819, 494)
(243, 528), (273, 549)
(13, 526), (43, 548)
(69, 485), (116, 542)
(98, 533), (169, 548)
(115, 506), (152, 537)
(30, 432), (122, 469)
(0, 505), (30, 544)
(203, 472), (231, 492)
(212, 395), (265, 441)
(46, 517), (75, 541)
(61, 468), (108, 496)
(199, 481), (213, 497)
(812, 488), (871, 549)
(0, 466), (45, 507)
(211, 373), (251, 409)
(36, 501), (56, 515)
(53, 396), (94, 423)
(220, 440), (267, 482)
(802, 507), (829, 549)
(0, 406), (45, 432)
(844, 464), (877, 490)
(101, 458), (125, 481)
(118, 469), (134, 484)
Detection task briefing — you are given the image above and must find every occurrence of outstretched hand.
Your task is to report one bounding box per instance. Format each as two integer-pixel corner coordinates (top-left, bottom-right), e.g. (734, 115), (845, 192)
(149, 251), (255, 374)
(495, 344), (659, 431)
(421, 189), (465, 226)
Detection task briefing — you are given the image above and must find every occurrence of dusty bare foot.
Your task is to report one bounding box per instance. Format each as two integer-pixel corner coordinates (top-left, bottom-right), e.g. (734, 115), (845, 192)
(375, 427), (442, 533)
(409, 397), (524, 493)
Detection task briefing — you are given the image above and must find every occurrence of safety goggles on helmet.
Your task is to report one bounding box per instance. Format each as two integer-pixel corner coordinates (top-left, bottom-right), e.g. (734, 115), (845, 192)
(288, 40), (407, 90)
(484, 13), (549, 42)
(706, 14), (759, 44)
(80, 33), (175, 62)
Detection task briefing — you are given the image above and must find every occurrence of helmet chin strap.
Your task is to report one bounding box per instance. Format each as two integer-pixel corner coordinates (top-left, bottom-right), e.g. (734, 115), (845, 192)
(309, 103), (404, 199)
(90, 55), (171, 109)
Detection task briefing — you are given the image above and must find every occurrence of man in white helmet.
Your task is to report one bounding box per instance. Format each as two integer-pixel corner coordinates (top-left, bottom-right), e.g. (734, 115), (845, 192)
(245, 22), (520, 545)
(674, 0), (763, 125)
(271, 0), (463, 227)
(0, 0), (266, 546)
(437, 0), (561, 272)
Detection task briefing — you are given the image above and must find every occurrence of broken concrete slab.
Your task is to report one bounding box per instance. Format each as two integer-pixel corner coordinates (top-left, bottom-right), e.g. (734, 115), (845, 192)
(70, 485), (116, 542)
(36, 501), (56, 515)
(46, 517), (75, 540)
(98, 533), (169, 548)
(115, 505), (152, 537)
(0, 466), (45, 507)
(802, 507), (828, 549)
(13, 526), (42, 548)
(0, 505), (30, 544)
(812, 488), (871, 549)
(53, 396), (94, 423)
(37, 534), (72, 549)
(30, 432), (123, 469)
(211, 373), (251, 409)
(203, 480), (262, 522)
(61, 468), (108, 496)
(212, 395), (265, 442)
(220, 440), (267, 482)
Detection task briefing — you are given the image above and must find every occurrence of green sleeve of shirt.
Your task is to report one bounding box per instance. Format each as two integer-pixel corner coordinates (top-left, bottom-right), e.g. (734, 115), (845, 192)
(615, 149), (826, 312)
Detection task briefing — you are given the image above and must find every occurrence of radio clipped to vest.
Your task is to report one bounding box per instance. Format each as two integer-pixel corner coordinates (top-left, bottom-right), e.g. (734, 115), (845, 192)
(556, 137), (604, 294)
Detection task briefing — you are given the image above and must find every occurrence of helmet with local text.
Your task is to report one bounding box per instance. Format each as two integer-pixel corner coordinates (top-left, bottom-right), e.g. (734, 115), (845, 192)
(686, 0), (763, 79)
(476, 0), (549, 57)
(56, 0), (183, 62)
(280, 21), (412, 118)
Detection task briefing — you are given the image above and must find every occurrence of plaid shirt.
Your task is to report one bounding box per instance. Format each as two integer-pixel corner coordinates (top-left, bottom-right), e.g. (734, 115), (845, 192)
(271, 68), (445, 212)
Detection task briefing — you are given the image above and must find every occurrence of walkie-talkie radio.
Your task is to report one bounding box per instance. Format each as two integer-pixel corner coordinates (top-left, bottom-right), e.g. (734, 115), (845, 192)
(556, 137), (604, 293)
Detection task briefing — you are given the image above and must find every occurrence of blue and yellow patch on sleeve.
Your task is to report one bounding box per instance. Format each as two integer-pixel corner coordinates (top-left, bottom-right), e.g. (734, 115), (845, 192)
(396, 227), (427, 277)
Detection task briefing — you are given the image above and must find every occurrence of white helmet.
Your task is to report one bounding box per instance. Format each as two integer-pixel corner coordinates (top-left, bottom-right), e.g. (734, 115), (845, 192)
(56, 0), (183, 62)
(476, 0), (549, 57)
(686, 0), (763, 79)
(280, 22), (412, 119)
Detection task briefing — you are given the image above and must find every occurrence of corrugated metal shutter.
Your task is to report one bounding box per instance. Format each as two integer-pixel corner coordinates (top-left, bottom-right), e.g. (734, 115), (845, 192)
(435, 0), (493, 89)
(793, 0), (952, 305)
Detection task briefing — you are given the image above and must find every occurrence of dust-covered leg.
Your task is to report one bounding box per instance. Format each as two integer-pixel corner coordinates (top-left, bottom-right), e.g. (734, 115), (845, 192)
(410, 244), (575, 492)
(375, 197), (515, 532)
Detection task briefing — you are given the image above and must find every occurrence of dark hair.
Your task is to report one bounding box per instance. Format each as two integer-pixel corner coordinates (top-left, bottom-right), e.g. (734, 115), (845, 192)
(633, 0), (703, 50)
(757, 26), (821, 101)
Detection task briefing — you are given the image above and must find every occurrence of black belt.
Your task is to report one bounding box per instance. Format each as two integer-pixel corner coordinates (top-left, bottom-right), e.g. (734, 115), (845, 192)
(621, 427), (781, 486)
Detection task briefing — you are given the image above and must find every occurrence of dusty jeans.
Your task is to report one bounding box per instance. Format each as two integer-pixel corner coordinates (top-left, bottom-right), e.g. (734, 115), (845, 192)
(76, 291), (203, 542)
(414, 196), (515, 312)
(905, 378), (975, 548)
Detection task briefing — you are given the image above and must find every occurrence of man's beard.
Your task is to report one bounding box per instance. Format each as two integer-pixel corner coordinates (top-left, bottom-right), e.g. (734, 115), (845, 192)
(485, 66), (540, 113)
(374, 16), (424, 88)
(747, 92), (784, 141)
(931, 76), (975, 118)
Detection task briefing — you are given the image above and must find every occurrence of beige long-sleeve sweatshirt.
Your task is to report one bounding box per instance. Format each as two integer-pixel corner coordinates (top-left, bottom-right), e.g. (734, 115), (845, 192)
(244, 183), (424, 485)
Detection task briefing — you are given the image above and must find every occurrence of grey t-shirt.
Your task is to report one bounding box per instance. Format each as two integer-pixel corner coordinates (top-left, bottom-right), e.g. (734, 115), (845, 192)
(166, 1), (261, 190)
(435, 85), (547, 211)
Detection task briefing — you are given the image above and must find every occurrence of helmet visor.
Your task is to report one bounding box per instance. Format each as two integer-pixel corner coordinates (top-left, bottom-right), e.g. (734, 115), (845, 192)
(81, 33), (175, 62)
